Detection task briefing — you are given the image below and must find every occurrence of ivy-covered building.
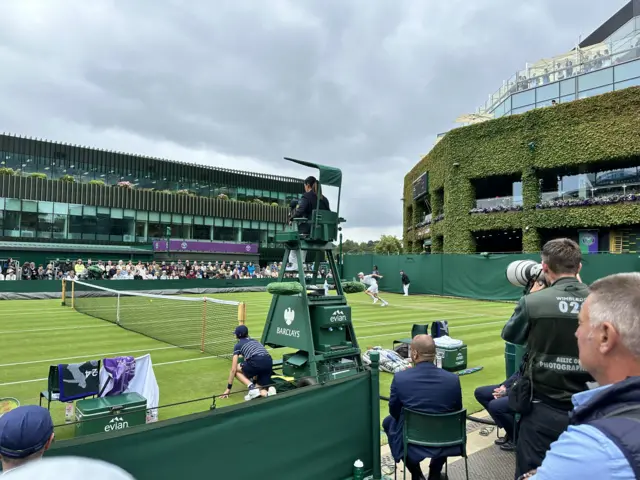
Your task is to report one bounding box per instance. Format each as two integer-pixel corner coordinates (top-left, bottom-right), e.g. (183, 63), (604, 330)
(0, 133), (304, 263)
(404, 2), (640, 254)
(404, 86), (640, 254)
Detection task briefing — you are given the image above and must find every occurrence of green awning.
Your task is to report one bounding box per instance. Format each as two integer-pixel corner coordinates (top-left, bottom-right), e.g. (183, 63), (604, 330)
(284, 157), (342, 188)
(0, 241), (153, 254)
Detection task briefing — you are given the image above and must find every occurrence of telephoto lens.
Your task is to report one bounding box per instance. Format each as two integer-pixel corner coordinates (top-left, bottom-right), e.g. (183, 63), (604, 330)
(506, 260), (543, 287)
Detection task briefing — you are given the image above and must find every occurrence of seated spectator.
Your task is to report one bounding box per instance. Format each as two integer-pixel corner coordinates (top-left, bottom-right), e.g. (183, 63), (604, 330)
(523, 273), (640, 479)
(474, 371), (519, 451)
(383, 334), (463, 480)
(0, 405), (55, 473)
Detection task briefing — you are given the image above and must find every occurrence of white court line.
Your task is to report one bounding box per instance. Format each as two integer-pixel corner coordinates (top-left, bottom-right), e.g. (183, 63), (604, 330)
(353, 314), (494, 328)
(0, 325), (117, 335)
(348, 299), (512, 317)
(0, 320), (506, 387)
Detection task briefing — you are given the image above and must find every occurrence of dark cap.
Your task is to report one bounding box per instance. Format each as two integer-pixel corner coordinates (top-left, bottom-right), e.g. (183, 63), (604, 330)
(304, 176), (317, 186)
(0, 405), (54, 459)
(234, 325), (249, 338)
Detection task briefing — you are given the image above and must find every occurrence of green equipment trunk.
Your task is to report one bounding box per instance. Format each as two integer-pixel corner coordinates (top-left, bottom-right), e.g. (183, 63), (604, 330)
(436, 344), (468, 372)
(75, 392), (147, 437)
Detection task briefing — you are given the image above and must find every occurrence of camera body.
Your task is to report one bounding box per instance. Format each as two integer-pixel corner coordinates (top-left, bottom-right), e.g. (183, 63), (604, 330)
(506, 260), (548, 292)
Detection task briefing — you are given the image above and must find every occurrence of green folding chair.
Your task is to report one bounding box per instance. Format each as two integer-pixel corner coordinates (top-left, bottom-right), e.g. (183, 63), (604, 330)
(398, 408), (469, 480)
(392, 324), (430, 351)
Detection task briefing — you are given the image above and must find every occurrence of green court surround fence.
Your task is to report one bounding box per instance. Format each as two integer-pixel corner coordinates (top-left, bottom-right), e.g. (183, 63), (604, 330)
(343, 253), (640, 301)
(47, 368), (381, 480)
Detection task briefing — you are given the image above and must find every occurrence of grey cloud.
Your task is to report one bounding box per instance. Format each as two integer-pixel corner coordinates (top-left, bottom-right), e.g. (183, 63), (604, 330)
(0, 0), (627, 233)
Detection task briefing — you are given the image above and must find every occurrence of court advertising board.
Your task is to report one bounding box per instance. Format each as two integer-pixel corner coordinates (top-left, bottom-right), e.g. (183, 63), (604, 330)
(152, 240), (258, 254)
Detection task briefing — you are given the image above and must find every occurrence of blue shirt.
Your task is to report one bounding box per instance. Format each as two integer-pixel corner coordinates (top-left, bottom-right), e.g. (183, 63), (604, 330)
(531, 384), (634, 480)
(233, 338), (269, 361)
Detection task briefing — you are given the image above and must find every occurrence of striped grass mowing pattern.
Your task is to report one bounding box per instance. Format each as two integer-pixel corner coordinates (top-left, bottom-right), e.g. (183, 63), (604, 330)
(0, 292), (514, 437)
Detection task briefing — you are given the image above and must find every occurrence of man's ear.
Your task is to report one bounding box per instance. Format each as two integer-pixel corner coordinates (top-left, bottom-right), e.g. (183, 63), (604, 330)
(578, 262), (583, 274)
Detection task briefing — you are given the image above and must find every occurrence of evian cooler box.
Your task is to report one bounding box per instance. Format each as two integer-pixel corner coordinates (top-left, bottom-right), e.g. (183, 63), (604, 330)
(435, 344), (468, 372)
(75, 392), (147, 437)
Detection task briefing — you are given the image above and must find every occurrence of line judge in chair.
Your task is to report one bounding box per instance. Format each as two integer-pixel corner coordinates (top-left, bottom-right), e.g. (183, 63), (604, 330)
(383, 335), (463, 480)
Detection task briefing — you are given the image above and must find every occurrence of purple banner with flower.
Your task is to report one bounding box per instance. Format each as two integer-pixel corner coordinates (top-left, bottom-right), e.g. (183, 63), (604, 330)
(578, 231), (599, 254)
(152, 240), (258, 254)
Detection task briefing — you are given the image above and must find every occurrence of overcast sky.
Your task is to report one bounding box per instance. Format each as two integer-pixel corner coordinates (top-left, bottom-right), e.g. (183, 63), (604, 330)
(0, 0), (626, 242)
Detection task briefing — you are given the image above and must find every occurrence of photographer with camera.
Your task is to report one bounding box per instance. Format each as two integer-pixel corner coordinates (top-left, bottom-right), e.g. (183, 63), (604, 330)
(502, 238), (594, 479)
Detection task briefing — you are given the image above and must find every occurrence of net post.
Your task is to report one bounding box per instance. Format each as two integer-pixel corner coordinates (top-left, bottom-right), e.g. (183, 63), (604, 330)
(61, 279), (66, 306)
(71, 280), (75, 309)
(238, 302), (246, 325)
(201, 298), (207, 353)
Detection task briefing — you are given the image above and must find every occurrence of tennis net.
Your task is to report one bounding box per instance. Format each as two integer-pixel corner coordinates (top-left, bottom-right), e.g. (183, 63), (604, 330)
(61, 279), (245, 358)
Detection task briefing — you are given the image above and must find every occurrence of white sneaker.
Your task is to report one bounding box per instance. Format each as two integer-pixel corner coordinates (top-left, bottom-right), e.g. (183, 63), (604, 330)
(381, 302), (388, 307)
(373, 297), (379, 304)
(267, 387), (277, 397)
(244, 388), (261, 401)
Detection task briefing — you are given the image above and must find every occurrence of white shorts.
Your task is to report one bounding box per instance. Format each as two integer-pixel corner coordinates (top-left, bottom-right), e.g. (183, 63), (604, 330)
(367, 284), (379, 294)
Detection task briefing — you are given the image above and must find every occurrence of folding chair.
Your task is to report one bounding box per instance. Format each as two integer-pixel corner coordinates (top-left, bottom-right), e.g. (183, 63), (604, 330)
(39, 365), (60, 411)
(396, 408), (469, 480)
(392, 324), (430, 351)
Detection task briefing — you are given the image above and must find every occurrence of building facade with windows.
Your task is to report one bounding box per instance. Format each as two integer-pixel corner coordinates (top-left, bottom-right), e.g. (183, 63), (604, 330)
(403, 1), (640, 255)
(0, 133), (304, 263)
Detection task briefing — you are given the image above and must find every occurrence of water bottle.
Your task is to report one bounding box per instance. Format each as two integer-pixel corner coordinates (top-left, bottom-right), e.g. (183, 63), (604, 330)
(64, 402), (74, 423)
(436, 352), (443, 369)
(353, 459), (365, 480)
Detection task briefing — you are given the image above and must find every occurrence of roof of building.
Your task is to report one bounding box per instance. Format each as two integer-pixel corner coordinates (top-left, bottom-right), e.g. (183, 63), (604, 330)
(579, 0), (640, 48)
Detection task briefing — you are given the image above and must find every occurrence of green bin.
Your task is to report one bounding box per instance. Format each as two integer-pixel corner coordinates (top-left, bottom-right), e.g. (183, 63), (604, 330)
(75, 392), (147, 437)
(505, 342), (526, 379)
(435, 344), (467, 372)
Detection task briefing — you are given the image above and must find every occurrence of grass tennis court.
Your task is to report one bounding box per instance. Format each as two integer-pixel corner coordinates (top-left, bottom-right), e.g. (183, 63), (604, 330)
(0, 291), (515, 438)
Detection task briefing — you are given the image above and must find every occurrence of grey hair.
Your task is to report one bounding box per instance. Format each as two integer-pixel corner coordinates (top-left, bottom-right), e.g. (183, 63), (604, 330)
(588, 272), (640, 357)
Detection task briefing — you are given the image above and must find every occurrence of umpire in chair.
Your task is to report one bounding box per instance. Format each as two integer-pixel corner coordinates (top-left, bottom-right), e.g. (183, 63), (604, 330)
(383, 335), (463, 480)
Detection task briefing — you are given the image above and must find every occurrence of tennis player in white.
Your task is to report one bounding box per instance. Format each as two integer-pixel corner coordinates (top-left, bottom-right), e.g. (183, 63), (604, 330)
(358, 272), (389, 306)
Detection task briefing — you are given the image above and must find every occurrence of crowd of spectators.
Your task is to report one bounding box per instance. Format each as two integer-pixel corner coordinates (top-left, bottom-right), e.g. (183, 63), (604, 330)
(0, 257), (333, 281)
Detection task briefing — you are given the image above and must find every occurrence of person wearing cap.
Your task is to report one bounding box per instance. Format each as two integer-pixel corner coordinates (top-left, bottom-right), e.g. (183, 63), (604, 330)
(221, 325), (276, 401)
(0, 405), (54, 474)
(287, 176), (331, 270)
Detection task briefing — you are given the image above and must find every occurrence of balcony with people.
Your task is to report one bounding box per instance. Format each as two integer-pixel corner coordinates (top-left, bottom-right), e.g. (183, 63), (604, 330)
(478, 16), (640, 118)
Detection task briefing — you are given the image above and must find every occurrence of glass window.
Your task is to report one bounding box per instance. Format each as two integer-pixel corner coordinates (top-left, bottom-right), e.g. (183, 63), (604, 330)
(6, 198), (21, 211)
(615, 77), (640, 90)
(492, 101), (505, 117)
(536, 99), (557, 108)
(52, 214), (66, 239)
(53, 202), (68, 215)
(512, 90), (535, 108)
(22, 200), (37, 213)
(136, 211), (148, 221)
(578, 68), (613, 91)
(0, 198), (4, 210)
(124, 209), (136, 218)
(3, 211), (20, 236)
(38, 201), (53, 214)
(83, 205), (96, 216)
(213, 226), (237, 242)
(578, 84), (613, 99)
(614, 60), (640, 82)
(172, 214), (183, 223)
(183, 215), (193, 224)
(223, 218), (233, 227)
(536, 83), (559, 102)
(193, 216), (204, 225)
(149, 212), (160, 222)
(512, 104), (535, 115)
(560, 79), (576, 96)
(160, 213), (171, 223)
(20, 212), (38, 236)
(213, 218), (223, 227)
(560, 94), (575, 103)
(193, 224), (211, 240)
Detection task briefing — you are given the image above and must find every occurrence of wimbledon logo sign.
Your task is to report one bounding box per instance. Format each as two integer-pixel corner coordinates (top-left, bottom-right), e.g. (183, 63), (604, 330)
(277, 307), (300, 338)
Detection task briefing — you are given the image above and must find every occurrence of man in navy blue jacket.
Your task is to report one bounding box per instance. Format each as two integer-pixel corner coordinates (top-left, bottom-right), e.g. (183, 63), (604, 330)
(474, 371), (520, 451)
(383, 335), (463, 480)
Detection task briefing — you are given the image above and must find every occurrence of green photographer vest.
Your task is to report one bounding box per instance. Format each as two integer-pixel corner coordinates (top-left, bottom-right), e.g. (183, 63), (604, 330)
(524, 277), (593, 410)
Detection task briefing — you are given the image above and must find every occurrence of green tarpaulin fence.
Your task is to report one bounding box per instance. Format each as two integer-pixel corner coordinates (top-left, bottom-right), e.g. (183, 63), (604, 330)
(343, 253), (640, 301)
(47, 371), (380, 480)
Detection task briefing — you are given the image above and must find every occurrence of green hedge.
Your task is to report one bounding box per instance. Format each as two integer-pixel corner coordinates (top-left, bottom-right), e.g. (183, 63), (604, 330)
(404, 87), (640, 253)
